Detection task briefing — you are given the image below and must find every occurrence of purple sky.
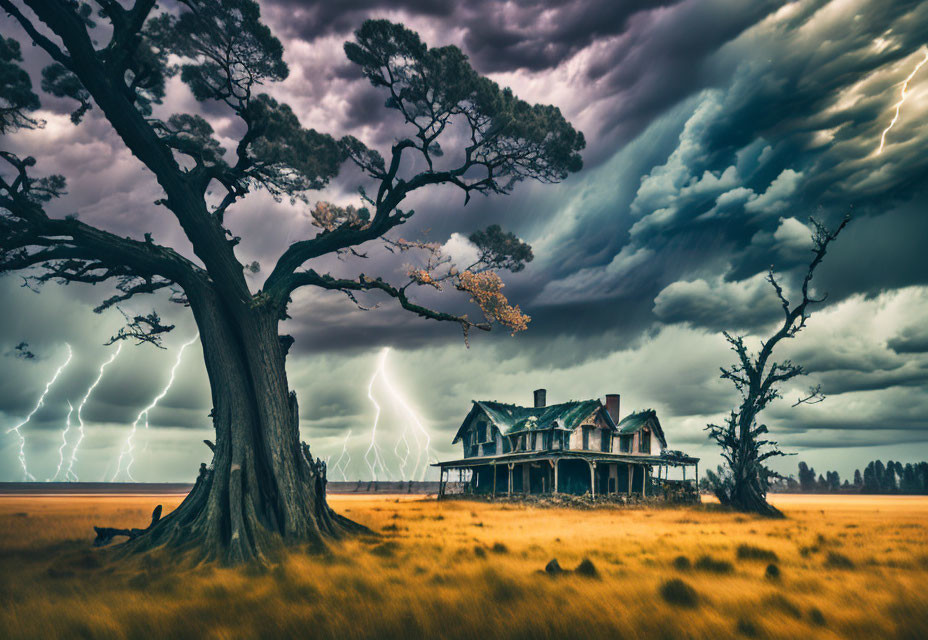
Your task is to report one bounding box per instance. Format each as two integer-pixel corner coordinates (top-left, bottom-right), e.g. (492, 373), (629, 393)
(2, 0), (928, 482)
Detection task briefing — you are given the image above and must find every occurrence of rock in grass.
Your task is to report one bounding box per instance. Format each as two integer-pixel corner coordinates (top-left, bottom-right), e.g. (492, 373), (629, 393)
(765, 563), (780, 580)
(673, 555), (691, 570)
(575, 558), (598, 577)
(659, 578), (699, 607)
(545, 558), (564, 574)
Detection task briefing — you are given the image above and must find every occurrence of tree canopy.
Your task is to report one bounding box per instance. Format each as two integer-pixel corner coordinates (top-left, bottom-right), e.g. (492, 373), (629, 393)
(0, 0), (585, 344)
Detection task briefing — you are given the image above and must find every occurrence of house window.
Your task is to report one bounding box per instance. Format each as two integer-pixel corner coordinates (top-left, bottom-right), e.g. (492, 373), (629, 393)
(531, 433), (537, 450)
(562, 432), (570, 450)
(520, 434), (527, 451)
(582, 427), (590, 450)
(483, 442), (496, 456)
(601, 430), (611, 452)
(477, 421), (488, 443)
(543, 431), (552, 450)
(619, 435), (632, 453)
(502, 437), (511, 454)
(639, 429), (650, 454)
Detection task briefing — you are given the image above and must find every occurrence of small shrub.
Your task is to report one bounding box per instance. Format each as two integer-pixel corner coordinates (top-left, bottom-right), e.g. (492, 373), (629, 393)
(695, 554), (734, 574)
(765, 563), (780, 580)
(736, 617), (758, 637)
(491, 542), (508, 554)
(371, 541), (400, 558)
(382, 523), (400, 532)
(824, 551), (854, 569)
(659, 578), (699, 607)
(673, 555), (691, 570)
(809, 607), (826, 625)
(484, 569), (521, 602)
(764, 593), (801, 619)
(737, 544), (778, 562)
(575, 558), (598, 577)
(474, 545), (487, 558)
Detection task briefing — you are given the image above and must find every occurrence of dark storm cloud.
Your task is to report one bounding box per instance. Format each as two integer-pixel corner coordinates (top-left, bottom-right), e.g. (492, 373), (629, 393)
(534, 0), (928, 340)
(268, 0), (676, 71)
(889, 326), (928, 355)
(3, 0), (928, 480)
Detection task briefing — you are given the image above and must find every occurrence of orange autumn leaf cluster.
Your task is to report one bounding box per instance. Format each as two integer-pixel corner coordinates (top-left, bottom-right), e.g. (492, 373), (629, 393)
(408, 268), (442, 290)
(456, 270), (530, 334)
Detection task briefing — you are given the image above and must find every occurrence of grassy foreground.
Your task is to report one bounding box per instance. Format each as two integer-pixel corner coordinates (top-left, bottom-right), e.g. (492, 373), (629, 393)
(1, 493), (927, 639)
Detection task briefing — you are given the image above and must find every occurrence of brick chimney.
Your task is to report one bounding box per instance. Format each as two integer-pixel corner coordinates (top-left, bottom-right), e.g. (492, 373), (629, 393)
(605, 394), (620, 425)
(533, 388), (547, 408)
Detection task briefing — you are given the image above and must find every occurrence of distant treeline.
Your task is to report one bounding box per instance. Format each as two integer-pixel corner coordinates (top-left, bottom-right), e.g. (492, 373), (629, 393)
(767, 460), (928, 494)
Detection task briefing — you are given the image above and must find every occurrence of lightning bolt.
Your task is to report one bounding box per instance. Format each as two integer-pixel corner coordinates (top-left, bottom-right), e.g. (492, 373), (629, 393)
(112, 334), (198, 482)
(878, 48), (928, 155)
(376, 347), (434, 481)
(364, 350), (390, 481)
(393, 423), (412, 478)
(6, 344), (73, 481)
(62, 344), (122, 481)
(49, 401), (74, 481)
(362, 347), (434, 481)
(331, 429), (353, 480)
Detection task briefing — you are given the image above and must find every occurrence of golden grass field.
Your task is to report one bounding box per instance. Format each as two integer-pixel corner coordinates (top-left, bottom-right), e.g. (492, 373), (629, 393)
(1, 493), (927, 639)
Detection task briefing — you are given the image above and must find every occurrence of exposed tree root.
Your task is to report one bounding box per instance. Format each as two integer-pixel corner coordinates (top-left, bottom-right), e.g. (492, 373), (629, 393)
(93, 457), (370, 566)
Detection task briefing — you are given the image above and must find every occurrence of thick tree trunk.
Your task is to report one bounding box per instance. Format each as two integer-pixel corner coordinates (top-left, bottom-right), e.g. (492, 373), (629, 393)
(726, 411), (783, 518)
(118, 283), (364, 564)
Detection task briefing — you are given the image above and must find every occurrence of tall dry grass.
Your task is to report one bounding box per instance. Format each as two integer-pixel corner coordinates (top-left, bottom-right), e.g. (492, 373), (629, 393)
(1, 493), (927, 639)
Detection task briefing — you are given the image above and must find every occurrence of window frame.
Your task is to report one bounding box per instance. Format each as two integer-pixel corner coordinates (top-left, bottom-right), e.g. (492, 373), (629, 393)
(476, 420), (488, 443)
(639, 428), (651, 454)
(619, 435), (632, 453)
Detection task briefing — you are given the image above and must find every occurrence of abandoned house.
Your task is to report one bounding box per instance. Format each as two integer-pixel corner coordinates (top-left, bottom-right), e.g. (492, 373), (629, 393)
(433, 389), (699, 500)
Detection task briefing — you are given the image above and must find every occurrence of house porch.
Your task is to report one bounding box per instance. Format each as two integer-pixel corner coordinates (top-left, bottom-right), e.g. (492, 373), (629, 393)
(433, 451), (699, 500)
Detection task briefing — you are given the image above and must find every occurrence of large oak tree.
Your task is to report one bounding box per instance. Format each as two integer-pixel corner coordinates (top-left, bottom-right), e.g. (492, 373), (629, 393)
(0, 1), (584, 563)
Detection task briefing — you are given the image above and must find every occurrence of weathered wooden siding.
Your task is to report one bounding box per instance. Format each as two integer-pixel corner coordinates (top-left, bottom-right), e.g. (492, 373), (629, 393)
(568, 410), (613, 451)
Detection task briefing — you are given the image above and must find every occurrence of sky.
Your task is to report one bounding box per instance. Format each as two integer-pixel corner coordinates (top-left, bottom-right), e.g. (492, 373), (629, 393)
(2, 0), (928, 483)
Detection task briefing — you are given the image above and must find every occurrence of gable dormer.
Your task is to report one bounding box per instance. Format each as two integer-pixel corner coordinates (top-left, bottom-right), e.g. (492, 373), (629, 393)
(616, 409), (666, 455)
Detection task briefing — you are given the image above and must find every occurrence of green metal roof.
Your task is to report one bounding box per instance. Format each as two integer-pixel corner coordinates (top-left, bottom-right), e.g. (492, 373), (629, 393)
(480, 399), (603, 434)
(616, 409), (667, 448)
(453, 399), (614, 443)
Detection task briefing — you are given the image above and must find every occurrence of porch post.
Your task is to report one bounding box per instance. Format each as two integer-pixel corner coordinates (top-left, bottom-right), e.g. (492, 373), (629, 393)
(492, 463), (497, 497)
(588, 460), (596, 499)
(627, 462), (632, 495)
(554, 459), (559, 494)
(438, 468), (445, 498)
(695, 461), (699, 488)
(682, 465), (686, 482)
(507, 463), (514, 496)
(642, 465), (647, 498)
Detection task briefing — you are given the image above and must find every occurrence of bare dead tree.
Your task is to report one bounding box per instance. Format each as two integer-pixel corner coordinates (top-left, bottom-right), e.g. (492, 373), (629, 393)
(0, 2), (584, 564)
(705, 216), (849, 517)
